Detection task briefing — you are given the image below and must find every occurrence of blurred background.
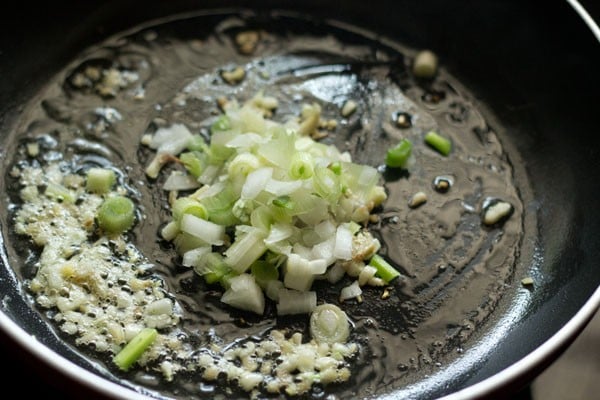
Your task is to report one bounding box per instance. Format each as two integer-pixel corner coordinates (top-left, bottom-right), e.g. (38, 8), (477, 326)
(530, 311), (600, 399)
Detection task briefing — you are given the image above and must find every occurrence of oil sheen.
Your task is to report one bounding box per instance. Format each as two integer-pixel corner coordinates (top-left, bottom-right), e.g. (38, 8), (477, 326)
(1, 10), (532, 400)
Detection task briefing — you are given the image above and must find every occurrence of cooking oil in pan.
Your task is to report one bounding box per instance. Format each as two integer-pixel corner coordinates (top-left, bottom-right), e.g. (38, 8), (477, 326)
(1, 10), (534, 400)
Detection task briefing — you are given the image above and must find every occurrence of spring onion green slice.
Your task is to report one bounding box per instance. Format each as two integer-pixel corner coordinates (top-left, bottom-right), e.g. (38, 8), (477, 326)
(194, 252), (234, 286)
(328, 161), (342, 175)
(385, 139), (413, 168)
(172, 197), (208, 222)
(113, 328), (157, 371)
(97, 195), (135, 234)
(179, 152), (205, 178)
(289, 151), (314, 179)
(424, 130), (452, 156)
(186, 134), (208, 152)
(250, 260), (279, 288)
(86, 167), (116, 194)
(272, 195), (294, 210)
(368, 254), (400, 283)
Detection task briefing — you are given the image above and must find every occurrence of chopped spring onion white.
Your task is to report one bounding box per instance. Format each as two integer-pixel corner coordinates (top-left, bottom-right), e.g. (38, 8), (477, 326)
(339, 280), (362, 302)
(284, 253), (318, 292)
(309, 303), (350, 344)
(276, 288), (317, 315)
(224, 227), (267, 273)
(150, 123), (193, 155)
(182, 246), (212, 268)
(163, 171), (200, 191)
(241, 167), (273, 199)
(326, 263), (346, 284)
(180, 214), (225, 246)
(142, 93), (393, 317)
(333, 224), (353, 261)
(161, 221), (179, 241)
(358, 265), (377, 286)
(221, 274), (265, 315)
(265, 178), (303, 196)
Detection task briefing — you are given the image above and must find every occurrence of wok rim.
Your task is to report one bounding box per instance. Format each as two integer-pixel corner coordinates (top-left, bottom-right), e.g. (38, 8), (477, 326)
(1, 287), (598, 399)
(0, 1), (598, 399)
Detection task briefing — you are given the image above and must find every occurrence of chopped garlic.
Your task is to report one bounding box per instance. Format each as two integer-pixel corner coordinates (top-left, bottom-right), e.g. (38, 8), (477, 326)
(483, 200), (513, 225)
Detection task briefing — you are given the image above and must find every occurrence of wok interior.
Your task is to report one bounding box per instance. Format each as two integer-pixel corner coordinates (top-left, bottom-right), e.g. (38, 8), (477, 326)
(0, 1), (599, 399)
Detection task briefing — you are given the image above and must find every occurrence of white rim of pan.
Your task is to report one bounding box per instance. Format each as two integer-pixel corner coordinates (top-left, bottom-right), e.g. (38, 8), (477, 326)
(0, 310), (150, 400)
(0, 2), (599, 400)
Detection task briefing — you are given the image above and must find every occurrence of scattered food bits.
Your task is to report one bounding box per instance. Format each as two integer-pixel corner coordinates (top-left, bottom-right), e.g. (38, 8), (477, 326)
(26, 142), (40, 157)
(435, 180), (449, 192)
(140, 133), (153, 146)
(311, 130), (329, 140)
(412, 49), (438, 79)
(433, 176), (452, 193)
(341, 100), (358, 117)
(320, 118), (338, 131)
(482, 200), (513, 226)
(221, 66), (246, 85)
(408, 191), (427, 208)
(395, 112), (412, 129)
(248, 92), (279, 117)
(216, 96), (229, 111)
(381, 287), (391, 299)
(235, 31), (260, 55)
(326, 119), (338, 130)
(521, 277), (534, 287)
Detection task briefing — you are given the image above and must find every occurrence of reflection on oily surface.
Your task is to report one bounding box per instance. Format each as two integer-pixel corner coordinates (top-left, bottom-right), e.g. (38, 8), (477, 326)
(1, 10), (536, 400)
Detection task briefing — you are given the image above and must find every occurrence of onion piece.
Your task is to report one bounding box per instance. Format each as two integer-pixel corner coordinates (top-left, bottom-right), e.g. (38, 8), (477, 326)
(339, 280), (362, 302)
(224, 228), (267, 273)
(182, 246), (212, 268)
(310, 303), (350, 344)
(358, 265), (377, 286)
(225, 132), (267, 149)
(163, 171), (200, 191)
(326, 263), (346, 284)
(333, 224), (353, 260)
(180, 214), (225, 246)
(241, 167), (272, 199)
(277, 288), (316, 315)
(264, 223), (294, 245)
(311, 237), (337, 266)
(265, 178), (302, 196)
(265, 280), (284, 301)
(221, 274), (265, 315)
(284, 253), (316, 291)
(150, 124), (193, 155)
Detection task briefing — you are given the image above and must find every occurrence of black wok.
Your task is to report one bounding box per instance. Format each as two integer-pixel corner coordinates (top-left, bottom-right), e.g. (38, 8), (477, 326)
(0, 1), (599, 399)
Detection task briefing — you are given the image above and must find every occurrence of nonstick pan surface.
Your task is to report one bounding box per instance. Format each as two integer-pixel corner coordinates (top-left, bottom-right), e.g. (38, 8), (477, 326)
(0, 1), (599, 399)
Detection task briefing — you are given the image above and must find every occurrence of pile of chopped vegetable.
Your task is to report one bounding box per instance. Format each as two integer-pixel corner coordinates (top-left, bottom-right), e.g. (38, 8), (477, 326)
(13, 90), (392, 395)
(143, 93), (400, 317)
(13, 159), (360, 395)
(13, 162), (183, 363)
